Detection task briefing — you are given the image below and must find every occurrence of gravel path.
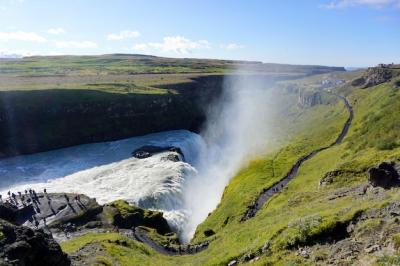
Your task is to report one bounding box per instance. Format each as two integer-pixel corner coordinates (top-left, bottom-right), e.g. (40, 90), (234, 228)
(241, 93), (353, 221)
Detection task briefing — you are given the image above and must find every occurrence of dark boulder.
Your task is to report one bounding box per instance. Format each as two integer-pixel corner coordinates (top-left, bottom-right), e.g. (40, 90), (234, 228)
(368, 161), (399, 189)
(0, 221), (70, 266)
(203, 229), (215, 237)
(161, 154), (180, 162)
(0, 203), (35, 225)
(132, 145), (184, 160)
(351, 77), (366, 87)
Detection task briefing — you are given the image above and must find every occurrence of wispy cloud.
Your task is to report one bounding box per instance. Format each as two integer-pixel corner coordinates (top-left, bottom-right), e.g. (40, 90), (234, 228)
(55, 40), (97, 49)
(220, 43), (245, 51)
(0, 31), (47, 42)
(151, 36), (211, 54)
(130, 36), (211, 54)
(106, 30), (140, 41)
(321, 0), (400, 9)
(46, 28), (65, 35)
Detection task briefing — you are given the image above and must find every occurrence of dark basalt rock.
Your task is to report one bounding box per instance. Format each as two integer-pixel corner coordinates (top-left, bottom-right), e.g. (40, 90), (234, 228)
(161, 154), (180, 162)
(0, 221), (70, 266)
(351, 77), (366, 87)
(132, 145), (184, 160)
(203, 229), (215, 237)
(368, 161), (400, 189)
(319, 170), (343, 187)
(0, 203), (35, 225)
(298, 90), (322, 107)
(352, 67), (397, 89)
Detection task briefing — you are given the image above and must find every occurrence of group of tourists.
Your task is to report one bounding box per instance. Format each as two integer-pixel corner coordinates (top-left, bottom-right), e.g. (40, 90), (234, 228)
(0, 188), (40, 208)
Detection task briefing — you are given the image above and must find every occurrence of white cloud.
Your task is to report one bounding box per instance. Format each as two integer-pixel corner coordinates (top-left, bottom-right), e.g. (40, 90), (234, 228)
(55, 40), (98, 49)
(46, 28), (65, 35)
(321, 0), (400, 8)
(147, 36), (211, 54)
(0, 31), (47, 42)
(106, 30), (140, 41)
(220, 43), (245, 50)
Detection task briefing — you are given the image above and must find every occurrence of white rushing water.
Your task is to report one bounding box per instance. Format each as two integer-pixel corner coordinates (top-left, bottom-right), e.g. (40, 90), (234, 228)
(0, 75), (276, 243)
(0, 130), (206, 239)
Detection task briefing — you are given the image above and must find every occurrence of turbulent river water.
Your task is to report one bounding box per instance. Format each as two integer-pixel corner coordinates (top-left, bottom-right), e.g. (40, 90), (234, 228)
(0, 130), (206, 241)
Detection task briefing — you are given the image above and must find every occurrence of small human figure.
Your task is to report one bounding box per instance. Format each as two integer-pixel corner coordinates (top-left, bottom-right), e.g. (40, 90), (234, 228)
(44, 188), (47, 194)
(33, 190), (38, 199)
(0, 194), (2, 203)
(64, 194), (70, 203)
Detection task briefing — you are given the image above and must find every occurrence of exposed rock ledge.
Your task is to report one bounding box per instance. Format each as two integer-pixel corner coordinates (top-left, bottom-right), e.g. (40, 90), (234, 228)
(298, 90), (322, 107)
(368, 161), (400, 189)
(132, 145), (184, 161)
(351, 66), (400, 89)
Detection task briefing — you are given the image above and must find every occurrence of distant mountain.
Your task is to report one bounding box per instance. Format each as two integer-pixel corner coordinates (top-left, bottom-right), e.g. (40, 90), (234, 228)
(0, 52), (23, 59)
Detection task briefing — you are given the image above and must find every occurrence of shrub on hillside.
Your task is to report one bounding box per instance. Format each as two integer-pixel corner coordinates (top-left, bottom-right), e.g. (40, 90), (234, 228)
(376, 138), (398, 150)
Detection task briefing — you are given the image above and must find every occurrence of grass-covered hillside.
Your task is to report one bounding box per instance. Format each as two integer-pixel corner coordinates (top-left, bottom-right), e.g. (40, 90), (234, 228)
(58, 68), (400, 265)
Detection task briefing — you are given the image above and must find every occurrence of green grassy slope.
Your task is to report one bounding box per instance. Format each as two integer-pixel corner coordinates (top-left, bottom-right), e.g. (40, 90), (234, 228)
(60, 72), (400, 265)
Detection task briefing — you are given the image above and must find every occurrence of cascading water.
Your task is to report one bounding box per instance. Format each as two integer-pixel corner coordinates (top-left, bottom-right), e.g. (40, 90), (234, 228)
(0, 74), (277, 243)
(0, 130), (206, 237)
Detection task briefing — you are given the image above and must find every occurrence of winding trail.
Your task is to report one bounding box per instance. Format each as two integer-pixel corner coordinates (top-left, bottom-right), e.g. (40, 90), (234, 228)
(241, 93), (353, 221)
(132, 227), (209, 256)
(129, 93), (353, 255)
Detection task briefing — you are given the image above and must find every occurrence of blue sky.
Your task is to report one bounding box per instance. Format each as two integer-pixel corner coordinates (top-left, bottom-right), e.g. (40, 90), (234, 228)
(0, 0), (399, 67)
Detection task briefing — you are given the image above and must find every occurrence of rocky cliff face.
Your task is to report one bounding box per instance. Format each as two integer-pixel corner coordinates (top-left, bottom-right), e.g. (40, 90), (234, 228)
(0, 76), (224, 158)
(351, 66), (400, 88)
(0, 220), (70, 266)
(298, 90), (322, 107)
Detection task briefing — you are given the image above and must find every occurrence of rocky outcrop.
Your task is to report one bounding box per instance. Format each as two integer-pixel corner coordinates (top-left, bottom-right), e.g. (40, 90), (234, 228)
(298, 90), (322, 107)
(351, 67), (399, 88)
(368, 161), (400, 189)
(132, 145), (184, 160)
(101, 200), (172, 235)
(0, 220), (70, 266)
(319, 170), (343, 187)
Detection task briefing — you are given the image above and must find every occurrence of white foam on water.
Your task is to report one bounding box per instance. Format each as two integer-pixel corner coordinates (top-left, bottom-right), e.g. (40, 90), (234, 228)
(0, 130), (205, 237)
